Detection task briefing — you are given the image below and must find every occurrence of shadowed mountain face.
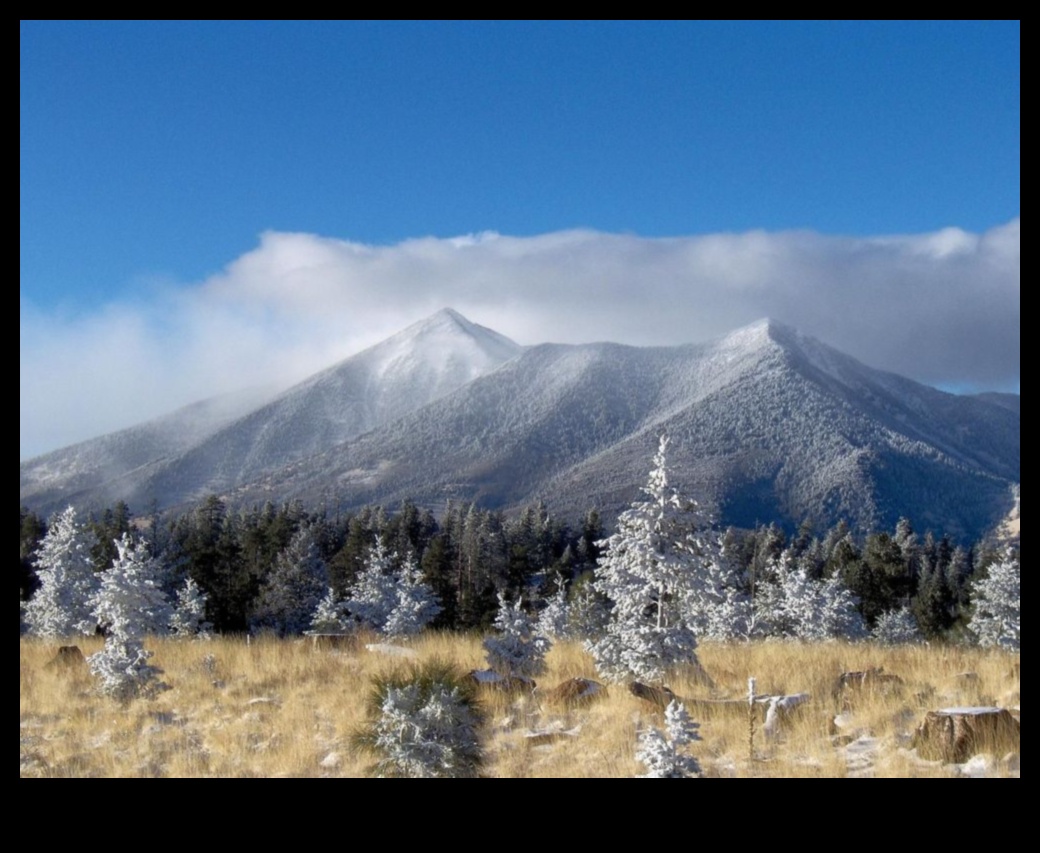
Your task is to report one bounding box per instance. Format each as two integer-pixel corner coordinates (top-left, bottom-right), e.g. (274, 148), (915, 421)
(21, 313), (1018, 542)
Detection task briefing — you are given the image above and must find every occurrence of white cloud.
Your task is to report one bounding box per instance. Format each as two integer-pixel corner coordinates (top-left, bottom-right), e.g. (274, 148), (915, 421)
(20, 220), (1020, 459)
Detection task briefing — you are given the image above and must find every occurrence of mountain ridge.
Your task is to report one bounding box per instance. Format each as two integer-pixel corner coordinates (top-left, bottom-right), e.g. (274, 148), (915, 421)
(20, 311), (1019, 541)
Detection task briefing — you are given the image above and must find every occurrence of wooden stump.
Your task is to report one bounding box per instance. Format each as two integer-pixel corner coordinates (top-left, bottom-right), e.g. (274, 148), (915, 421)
(912, 707), (1020, 763)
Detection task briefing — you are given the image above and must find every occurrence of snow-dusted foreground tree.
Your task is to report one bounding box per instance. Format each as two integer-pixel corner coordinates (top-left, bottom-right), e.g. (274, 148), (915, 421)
(382, 552), (442, 637)
(483, 592), (551, 678)
(24, 506), (100, 638)
(969, 550), (1020, 651)
(87, 534), (171, 700)
(636, 700), (702, 778)
(586, 436), (704, 683)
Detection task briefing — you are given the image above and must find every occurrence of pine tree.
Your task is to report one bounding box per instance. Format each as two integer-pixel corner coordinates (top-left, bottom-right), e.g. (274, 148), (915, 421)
(345, 537), (399, 632)
(87, 534), (171, 700)
(24, 506), (100, 638)
(250, 525), (329, 636)
(382, 552), (442, 637)
(635, 700), (702, 778)
(968, 550), (1020, 651)
(170, 577), (212, 638)
(309, 587), (351, 634)
(536, 572), (572, 640)
(483, 593), (551, 679)
(586, 436), (701, 683)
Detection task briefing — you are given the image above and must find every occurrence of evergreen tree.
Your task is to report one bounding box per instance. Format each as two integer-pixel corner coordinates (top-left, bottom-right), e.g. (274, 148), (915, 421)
(635, 700), (702, 778)
(383, 552), (442, 637)
(170, 577), (212, 638)
(87, 534), (171, 700)
(24, 506), (100, 638)
(345, 537), (399, 632)
(483, 593), (551, 678)
(586, 436), (702, 683)
(968, 549), (1020, 651)
(309, 587), (351, 634)
(250, 525), (328, 636)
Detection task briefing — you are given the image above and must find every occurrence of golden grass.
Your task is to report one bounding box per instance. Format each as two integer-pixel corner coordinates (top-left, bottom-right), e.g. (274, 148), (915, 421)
(20, 634), (1020, 778)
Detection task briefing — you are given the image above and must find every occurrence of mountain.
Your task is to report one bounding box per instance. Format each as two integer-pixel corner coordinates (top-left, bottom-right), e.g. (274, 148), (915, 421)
(20, 308), (522, 513)
(20, 313), (1019, 542)
(228, 319), (1018, 541)
(18, 383), (280, 510)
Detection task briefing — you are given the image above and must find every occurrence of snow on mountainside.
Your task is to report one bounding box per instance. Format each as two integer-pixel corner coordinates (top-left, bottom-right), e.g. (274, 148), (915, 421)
(19, 383), (280, 498)
(20, 312), (1019, 542)
(20, 308), (523, 513)
(228, 318), (1018, 541)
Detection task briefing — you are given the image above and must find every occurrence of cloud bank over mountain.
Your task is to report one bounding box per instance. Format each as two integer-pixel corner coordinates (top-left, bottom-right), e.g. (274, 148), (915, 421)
(20, 220), (1019, 459)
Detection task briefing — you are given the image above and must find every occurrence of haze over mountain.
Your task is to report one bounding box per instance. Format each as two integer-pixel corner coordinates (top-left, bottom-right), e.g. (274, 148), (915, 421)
(20, 311), (1019, 542)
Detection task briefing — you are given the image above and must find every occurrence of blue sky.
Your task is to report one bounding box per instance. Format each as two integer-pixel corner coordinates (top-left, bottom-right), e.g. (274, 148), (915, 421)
(20, 21), (1020, 458)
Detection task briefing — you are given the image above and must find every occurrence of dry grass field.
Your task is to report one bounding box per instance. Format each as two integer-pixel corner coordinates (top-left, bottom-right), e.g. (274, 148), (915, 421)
(20, 634), (1020, 778)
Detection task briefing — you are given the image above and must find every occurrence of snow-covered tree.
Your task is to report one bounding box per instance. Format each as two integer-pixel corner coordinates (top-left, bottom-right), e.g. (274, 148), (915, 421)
(87, 534), (171, 700)
(969, 550), (1020, 651)
(352, 661), (485, 778)
(636, 700), (702, 778)
(383, 552), (442, 637)
(754, 548), (865, 641)
(483, 593), (551, 678)
(309, 587), (351, 634)
(251, 525), (329, 636)
(871, 605), (923, 645)
(536, 573), (572, 640)
(682, 535), (752, 641)
(586, 436), (703, 682)
(24, 506), (100, 638)
(345, 538), (398, 632)
(170, 577), (212, 638)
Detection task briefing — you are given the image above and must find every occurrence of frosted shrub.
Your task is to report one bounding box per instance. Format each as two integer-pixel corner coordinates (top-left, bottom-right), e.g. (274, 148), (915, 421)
(309, 587), (351, 634)
(352, 661), (485, 778)
(871, 606), (922, 645)
(636, 700), (702, 778)
(382, 552), (442, 637)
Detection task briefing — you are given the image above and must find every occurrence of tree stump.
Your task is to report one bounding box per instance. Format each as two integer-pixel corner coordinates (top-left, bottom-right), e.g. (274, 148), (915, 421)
(912, 707), (1020, 763)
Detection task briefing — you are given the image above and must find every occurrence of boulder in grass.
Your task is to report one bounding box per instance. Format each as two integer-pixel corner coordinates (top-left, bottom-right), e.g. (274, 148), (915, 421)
(544, 678), (605, 707)
(912, 707), (1021, 763)
(834, 667), (903, 707)
(45, 645), (86, 671)
(628, 681), (678, 709)
(468, 668), (536, 693)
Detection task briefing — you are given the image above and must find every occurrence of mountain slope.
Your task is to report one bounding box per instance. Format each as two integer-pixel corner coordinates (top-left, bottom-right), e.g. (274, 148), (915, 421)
(20, 308), (523, 513)
(21, 314), (1018, 542)
(229, 319), (1018, 541)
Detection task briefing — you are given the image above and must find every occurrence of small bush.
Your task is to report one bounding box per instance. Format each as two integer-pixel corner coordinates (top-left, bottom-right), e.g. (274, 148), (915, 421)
(352, 660), (485, 778)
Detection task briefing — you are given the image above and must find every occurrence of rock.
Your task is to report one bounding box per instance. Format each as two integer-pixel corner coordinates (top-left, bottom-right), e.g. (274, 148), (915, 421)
(628, 681), (678, 709)
(543, 678), (604, 707)
(912, 707), (1021, 763)
(834, 667), (903, 707)
(45, 645), (86, 671)
(468, 669), (536, 693)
